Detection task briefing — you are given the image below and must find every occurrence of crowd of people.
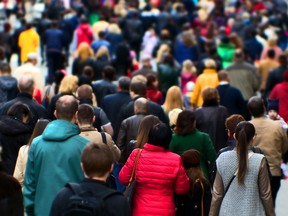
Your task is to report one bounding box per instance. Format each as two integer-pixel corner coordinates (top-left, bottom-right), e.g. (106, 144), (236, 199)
(1, 0), (288, 215)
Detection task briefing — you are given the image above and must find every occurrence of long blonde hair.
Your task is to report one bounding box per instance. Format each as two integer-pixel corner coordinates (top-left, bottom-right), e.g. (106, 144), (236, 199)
(59, 75), (78, 94)
(156, 44), (170, 63)
(163, 86), (183, 114)
(182, 60), (196, 74)
(95, 46), (111, 60)
(77, 42), (94, 62)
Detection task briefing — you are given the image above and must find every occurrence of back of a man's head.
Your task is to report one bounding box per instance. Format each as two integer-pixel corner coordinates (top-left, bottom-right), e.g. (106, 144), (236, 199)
(130, 82), (147, 97)
(81, 143), (114, 178)
(77, 84), (93, 99)
(118, 76), (131, 92)
(234, 49), (244, 62)
(278, 54), (287, 66)
(77, 104), (94, 125)
(55, 95), (78, 121)
(18, 75), (34, 95)
(134, 97), (149, 114)
(267, 49), (276, 59)
(247, 96), (265, 118)
(102, 66), (115, 81)
(218, 70), (229, 82)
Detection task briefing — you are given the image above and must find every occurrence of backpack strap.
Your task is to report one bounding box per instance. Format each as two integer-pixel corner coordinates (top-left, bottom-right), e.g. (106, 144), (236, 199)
(101, 132), (107, 144)
(66, 183), (82, 195)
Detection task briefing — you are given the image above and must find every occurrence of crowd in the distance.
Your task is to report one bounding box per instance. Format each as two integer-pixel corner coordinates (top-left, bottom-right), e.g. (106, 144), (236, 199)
(0, 0), (288, 216)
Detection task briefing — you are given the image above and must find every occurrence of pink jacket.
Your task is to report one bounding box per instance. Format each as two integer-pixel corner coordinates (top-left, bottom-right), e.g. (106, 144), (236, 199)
(119, 144), (190, 216)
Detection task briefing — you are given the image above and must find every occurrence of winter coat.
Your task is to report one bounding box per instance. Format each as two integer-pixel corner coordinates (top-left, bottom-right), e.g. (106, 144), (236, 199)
(170, 129), (216, 179)
(0, 116), (32, 175)
(174, 41), (199, 65)
(119, 144), (190, 216)
(269, 81), (288, 122)
(23, 120), (90, 216)
(157, 63), (180, 95)
(191, 69), (219, 107)
(72, 57), (95, 77)
(217, 43), (235, 69)
(194, 103), (229, 152)
(0, 76), (19, 103)
(18, 29), (40, 63)
(76, 24), (93, 47)
(181, 73), (197, 94)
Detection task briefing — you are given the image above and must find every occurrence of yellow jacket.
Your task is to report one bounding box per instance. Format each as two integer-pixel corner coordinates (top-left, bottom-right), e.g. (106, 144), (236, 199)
(18, 29), (40, 63)
(191, 69), (219, 107)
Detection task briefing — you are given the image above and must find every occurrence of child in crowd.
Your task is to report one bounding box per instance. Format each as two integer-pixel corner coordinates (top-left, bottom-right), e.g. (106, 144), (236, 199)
(180, 60), (197, 94)
(267, 99), (288, 131)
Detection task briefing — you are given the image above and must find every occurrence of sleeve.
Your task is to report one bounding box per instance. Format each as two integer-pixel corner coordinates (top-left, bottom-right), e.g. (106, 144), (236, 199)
(13, 146), (26, 187)
(280, 127), (288, 156)
(204, 134), (217, 162)
(258, 159), (275, 216)
(251, 67), (261, 92)
(169, 135), (177, 153)
(209, 171), (224, 216)
(99, 109), (110, 126)
(50, 188), (72, 216)
(191, 78), (201, 107)
(119, 149), (138, 186)
(106, 134), (121, 162)
(174, 160), (190, 195)
(35, 32), (40, 48)
(116, 121), (127, 152)
(23, 143), (37, 216)
(269, 85), (278, 99)
(265, 71), (274, 93)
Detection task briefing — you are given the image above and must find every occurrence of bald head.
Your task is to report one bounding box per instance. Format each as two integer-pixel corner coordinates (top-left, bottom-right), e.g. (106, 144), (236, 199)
(134, 97), (149, 114)
(77, 84), (93, 99)
(18, 75), (34, 94)
(55, 95), (79, 121)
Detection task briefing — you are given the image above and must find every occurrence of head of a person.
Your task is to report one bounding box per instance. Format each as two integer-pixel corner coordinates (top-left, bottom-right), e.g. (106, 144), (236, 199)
(146, 73), (158, 89)
(98, 31), (106, 39)
(175, 110), (196, 135)
(95, 46), (110, 60)
(157, 44), (170, 63)
(163, 54), (175, 67)
(55, 95), (78, 122)
(27, 119), (50, 146)
(51, 20), (58, 28)
(130, 81), (147, 98)
(80, 15), (89, 24)
(234, 121), (256, 185)
(76, 84), (93, 100)
(148, 123), (172, 149)
(18, 75), (35, 95)
(204, 59), (216, 69)
(81, 143), (114, 179)
(267, 36), (278, 47)
(168, 108), (183, 130)
(160, 29), (170, 40)
(218, 70), (229, 82)
(131, 75), (147, 85)
(118, 76), (130, 92)
(0, 63), (11, 75)
(233, 49), (244, 62)
(82, 66), (94, 80)
(225, 114), (245, 136)
(77, 42), (94, 62)
(136, 115), (161, 149)
(27, 52), (38, 65)
(163, 86), (183, 113)
(278, 54), (288, 66)
(247, 96), (265, 118)
(202, 87), (220, 105)
(26, 23), (33, 30)
(267, 49), (276, 60)
(59, 75), (78, 94)
(182, 60), (196, 74)
(182, 30), (195, 47)
(54, 70), (66, 86)
(267, 98), (279, 120)
(134, 97), (149, 114)
(7, 102), (32, 123)
(141, 55), (152, 68)
(0, 46), (5, 61)
(102, 66), (115, 81)
(77, 104), (94, 126)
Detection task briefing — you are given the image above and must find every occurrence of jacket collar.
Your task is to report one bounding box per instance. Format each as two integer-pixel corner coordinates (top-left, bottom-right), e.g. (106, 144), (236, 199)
(203, 69), (217, 74)
(143, 143), (169, 152)
(17, 92), (33, 99)
(79, 98), (93, 105)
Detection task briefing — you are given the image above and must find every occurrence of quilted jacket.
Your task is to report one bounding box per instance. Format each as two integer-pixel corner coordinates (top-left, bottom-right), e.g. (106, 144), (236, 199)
(119, 144), (190, 216)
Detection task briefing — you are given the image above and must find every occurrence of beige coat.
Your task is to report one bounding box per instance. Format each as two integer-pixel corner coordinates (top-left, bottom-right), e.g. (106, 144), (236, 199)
(250, 116), (288, 176)
(258, 58), (279, 90)
(80, 125), (121, 162)
(13, 145), (29, 187)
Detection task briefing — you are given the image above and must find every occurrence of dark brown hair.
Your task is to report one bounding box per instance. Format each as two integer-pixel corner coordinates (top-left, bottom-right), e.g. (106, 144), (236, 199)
(81, 143), (114, 177)
(27, 119), (50, 146)
(175, 110), (196, 135)
(77, 104), (94, 125)
(225, 114), (245, 135)
(7, 102), (32, 123)
(235, 121), (255, 185)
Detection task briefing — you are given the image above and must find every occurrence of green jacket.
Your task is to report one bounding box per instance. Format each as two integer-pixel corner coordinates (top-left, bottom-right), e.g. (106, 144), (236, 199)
(217, 43), (235, 69)
(170, 129), (216, 178)
(24, 120), (90, 216)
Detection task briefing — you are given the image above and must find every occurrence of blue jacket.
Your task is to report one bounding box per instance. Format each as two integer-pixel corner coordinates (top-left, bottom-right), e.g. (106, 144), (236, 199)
(43, 29), (66, 51)
(24, 120), (90, 216)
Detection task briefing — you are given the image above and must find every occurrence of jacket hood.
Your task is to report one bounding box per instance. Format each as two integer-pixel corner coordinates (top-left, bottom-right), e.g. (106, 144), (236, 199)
(0, 116), (33, 136)
(0, 76), (17, 91)
(42, 120), (80, 141)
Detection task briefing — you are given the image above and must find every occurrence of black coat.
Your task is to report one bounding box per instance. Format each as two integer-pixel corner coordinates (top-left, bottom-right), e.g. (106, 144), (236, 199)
(50, 178), (131, 216)
(0, 116), (32, 175)
(194, 103), (229, 152)
(0, 93), (49, 128)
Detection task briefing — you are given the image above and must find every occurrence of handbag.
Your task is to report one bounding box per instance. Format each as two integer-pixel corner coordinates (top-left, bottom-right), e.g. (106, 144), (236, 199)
(123, 149), (142, 207)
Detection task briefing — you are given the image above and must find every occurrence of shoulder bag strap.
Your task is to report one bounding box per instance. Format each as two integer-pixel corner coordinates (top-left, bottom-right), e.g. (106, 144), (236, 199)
(66, 183), (82, 195)
(128, 149), (143, 185)
(101, 132), (107, 144)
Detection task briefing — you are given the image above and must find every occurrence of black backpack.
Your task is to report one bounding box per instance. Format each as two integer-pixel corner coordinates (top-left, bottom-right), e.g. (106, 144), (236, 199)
(62, 183), (120, 216)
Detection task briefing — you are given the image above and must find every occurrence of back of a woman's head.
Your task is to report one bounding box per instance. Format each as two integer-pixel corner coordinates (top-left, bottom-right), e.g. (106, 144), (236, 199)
(59, 75), (78, 94)
(175, 110), (196, 135)
(225, 114), (245, 136)
(235, 121), (255, 144)
(77, 42), (94, 61)
(95, 46), (110, 60)
(163, 86), (183, 113)
(202, 87), (219, 104)
(7, 103), (32, 123)
(27, 119), (50, 145)
(136, 115), (160, 148)
(148, 123), (172, 149)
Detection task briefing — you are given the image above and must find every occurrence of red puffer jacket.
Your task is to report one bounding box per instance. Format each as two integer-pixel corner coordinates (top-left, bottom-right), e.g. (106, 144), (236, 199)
(119, 144), (190, 216)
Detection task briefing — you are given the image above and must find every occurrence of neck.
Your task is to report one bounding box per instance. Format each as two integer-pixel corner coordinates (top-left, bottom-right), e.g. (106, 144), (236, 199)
(91, 176), (107, 181)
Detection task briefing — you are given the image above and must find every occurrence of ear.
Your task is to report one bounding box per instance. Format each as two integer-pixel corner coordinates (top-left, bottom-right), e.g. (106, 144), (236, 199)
(54, 110), (58, 119)
(233, 133), (236, 140)
(81, 162), (88, 178)
(110, 163), (114, 173)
